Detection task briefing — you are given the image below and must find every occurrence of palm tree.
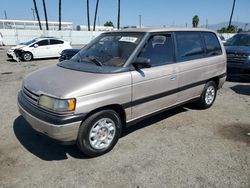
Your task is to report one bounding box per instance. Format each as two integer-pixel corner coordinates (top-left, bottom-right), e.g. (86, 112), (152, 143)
(93, 0), (99, 31)
(192, 15), (199, 28)
(86, 0), (90, 31)
(117, 0), (120, 29)
(42, 0), (49, 30)
(228, 0), (236, 28)
(32, 0), (42, 30)
(59, 0), (62, 30)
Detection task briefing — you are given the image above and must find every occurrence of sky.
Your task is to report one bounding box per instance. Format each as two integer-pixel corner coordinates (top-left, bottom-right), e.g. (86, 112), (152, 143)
(0, 0), (250, 28)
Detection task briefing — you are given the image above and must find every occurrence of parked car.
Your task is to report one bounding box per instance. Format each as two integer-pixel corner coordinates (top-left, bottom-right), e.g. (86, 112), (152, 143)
(7, 37), (72, 61)
(224, 33), (250, 77)
(18, 28), (226, 157)
(59, 48), (81, 62)
(219, 35), (227, 44)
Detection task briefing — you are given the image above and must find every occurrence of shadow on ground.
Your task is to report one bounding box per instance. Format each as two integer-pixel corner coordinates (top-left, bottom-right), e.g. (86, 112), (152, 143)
(230, 85), (250, 96)
(13, 116), (87, 161)
(14, 107), (187, 161)
(121, 107), (187, 137)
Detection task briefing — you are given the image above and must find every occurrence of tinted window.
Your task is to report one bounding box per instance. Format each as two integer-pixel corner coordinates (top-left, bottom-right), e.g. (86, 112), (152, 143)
(202, 32), (222, 57)
(50, 39), (64, 45)
(37, 39), (49, 46)
(138, 34), (174, 66)
(225, 34), (250, 46)
(176, 32), (204, 62)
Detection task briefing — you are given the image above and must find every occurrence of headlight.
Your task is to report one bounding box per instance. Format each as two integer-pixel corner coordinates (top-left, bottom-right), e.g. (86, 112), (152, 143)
(38, 95), (76, 112)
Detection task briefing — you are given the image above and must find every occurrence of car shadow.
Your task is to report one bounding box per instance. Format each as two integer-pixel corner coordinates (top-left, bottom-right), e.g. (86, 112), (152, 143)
(13, 116), (88, 161)
(121, 107), (187, 137)
(14, 107), (188, 161)
(230, 85), (250, 96)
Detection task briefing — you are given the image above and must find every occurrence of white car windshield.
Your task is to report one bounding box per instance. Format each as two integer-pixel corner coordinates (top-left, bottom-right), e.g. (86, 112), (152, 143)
(20, 39), (38, 46)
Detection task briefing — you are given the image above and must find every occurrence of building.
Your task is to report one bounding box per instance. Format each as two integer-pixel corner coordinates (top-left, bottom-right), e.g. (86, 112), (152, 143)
(76, 25), (114, 31)
(0, 19), (73, 30)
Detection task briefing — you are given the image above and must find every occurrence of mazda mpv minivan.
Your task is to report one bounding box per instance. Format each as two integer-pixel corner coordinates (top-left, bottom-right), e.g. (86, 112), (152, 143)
(18, 28), (227, 157)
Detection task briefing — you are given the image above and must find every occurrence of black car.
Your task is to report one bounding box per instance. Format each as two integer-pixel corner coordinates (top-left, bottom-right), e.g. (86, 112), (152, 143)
(59, 48), (81, 62)
(224, 33), (250, 77)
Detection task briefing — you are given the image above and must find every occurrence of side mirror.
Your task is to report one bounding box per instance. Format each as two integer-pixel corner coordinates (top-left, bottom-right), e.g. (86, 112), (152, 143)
(132, 57), (151, 69)
(34, 44), (38, 48)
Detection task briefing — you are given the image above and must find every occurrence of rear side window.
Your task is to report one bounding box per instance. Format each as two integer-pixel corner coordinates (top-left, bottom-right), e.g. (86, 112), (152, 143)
(202, 32), (222, 57)
(138, 34), (174, 66)
(175, 32), (205, 62)
(50, 39), (64, 45)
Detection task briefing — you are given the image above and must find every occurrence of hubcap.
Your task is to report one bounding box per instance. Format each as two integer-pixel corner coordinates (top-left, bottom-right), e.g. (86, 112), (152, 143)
(24, 53), (31, 60)
(205, 86), (215, 105)
(89, 118), (116, 150)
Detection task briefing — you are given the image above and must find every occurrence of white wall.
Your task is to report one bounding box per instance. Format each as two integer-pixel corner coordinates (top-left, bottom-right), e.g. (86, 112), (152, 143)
(0, 29), (103, 45)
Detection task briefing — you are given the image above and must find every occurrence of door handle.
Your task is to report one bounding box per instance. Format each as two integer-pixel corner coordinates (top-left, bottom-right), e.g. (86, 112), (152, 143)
(170, 75), (177, 81)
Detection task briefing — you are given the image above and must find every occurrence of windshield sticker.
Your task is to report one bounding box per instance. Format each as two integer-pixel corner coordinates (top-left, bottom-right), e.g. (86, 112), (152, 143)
(119, 37), (138, 43)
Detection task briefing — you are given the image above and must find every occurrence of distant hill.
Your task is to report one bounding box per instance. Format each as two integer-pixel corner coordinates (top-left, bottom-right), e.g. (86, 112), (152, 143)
(204, 21), (250, 30)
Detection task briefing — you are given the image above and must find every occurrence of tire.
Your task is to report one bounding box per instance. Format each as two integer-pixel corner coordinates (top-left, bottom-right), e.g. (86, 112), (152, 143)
(22, 52), (33, 61)
(77, 110), (122, 157)
(197, 81), (217, 109)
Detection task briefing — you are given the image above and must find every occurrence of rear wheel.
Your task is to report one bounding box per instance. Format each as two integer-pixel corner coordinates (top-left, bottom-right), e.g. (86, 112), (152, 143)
(197, 81), (217, 109)
(77, 110), (122, 157)
(22, 52), (33, 61)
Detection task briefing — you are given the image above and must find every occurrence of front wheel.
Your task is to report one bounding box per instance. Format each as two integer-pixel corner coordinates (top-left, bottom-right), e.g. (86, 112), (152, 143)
(77, 110), (122, 157)
(197, 81), (217, 109)
(22, 52), (33, 61)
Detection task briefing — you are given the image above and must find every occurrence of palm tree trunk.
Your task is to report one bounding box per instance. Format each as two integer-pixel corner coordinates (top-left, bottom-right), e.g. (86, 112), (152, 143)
(93, 0), (99, 31)
(87, 0), (91, 31)
(33, 0), (42, 30)
(59, 0), (62, 30)
(42, 0), (49, 30)
(117, 0), (120, 29)
(228, 0), (236, 28)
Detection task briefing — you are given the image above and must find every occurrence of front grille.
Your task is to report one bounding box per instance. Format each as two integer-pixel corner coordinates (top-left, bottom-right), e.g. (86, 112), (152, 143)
(22, 87), (39, 104)
(227, 53), (249, 63)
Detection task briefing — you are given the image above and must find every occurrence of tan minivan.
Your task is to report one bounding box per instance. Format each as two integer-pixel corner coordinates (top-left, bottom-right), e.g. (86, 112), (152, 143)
(18, 28), (227, 157)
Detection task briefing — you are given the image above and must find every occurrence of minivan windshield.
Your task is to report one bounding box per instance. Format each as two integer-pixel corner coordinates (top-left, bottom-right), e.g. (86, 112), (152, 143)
(59, 32), (144, 73)
(225, 34), (250, 46)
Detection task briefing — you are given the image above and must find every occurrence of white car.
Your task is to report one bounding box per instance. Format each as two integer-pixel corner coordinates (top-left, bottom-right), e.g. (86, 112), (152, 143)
(7, 37), (72, 61)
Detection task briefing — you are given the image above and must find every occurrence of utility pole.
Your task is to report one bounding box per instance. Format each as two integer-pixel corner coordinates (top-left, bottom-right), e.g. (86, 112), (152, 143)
(4, 10), (7, 19)
(31, 8), (36, 20)
(42, 0), (49, 30)
(139, 15), (142, 28)
(206, 19), (208, 28)
(33, 0), (42, 30)
(117, 0), (120, 29)
(228, 0), (236, 28)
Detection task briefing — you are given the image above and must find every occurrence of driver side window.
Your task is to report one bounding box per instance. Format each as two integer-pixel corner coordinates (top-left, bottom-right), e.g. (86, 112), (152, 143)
(137, 34), (174, 67)
(36, 39), (49, 47)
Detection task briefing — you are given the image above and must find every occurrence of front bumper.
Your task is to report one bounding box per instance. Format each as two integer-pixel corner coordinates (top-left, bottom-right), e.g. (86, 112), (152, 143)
(18, 92), (85, 143)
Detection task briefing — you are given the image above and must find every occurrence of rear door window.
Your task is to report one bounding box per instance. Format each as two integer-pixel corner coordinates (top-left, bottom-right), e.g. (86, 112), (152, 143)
(50, 39), (64, 45)
(202, 32), (222, 57)
(137, 34), (174, 66)
(175, 32), (205, 62)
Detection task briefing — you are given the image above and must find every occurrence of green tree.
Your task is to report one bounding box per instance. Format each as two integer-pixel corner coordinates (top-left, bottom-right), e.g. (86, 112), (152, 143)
(192, 15), (199, 28)
(93, 0), (99, 31)
(32, 0), (42, 30)
(104, 21), (114, 27)
(227, 25), (237, 33)
(42, 0), (49, 30)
